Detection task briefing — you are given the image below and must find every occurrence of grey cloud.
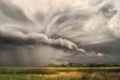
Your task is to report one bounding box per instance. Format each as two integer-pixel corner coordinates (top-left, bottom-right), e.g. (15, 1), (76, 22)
(0, 0), (120, 66)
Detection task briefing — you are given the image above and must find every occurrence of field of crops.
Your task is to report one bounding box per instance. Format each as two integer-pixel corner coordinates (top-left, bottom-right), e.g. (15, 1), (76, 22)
(0, 67), (119, 80)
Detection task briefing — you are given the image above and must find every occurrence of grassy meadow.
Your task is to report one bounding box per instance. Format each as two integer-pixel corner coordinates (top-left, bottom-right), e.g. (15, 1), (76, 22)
(0, 67), (119, 80)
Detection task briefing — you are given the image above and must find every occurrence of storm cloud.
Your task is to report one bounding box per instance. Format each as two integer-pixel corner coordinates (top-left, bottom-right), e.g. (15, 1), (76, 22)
(0, 0), (120, 66)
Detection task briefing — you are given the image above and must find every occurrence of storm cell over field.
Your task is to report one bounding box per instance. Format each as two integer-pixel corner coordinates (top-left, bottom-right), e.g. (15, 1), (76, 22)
(0, 0), (120, 66)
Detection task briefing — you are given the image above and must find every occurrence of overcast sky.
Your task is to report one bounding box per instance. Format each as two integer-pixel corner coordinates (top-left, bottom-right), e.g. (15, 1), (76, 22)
(0, 0), (119, 66)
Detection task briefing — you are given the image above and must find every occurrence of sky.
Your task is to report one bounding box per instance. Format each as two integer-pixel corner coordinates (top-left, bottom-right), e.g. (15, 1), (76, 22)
(0, 0), (120, 66)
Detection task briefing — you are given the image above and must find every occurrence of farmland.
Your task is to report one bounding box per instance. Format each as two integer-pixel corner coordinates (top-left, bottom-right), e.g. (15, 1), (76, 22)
(0, 67), (119, 80)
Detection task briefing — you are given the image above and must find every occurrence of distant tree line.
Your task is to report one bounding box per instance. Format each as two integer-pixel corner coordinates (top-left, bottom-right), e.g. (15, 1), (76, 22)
(45, 63), (120, 67)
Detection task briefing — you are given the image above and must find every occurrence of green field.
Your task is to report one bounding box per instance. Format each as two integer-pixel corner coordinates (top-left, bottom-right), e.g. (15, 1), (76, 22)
(0, 67), (119, 80)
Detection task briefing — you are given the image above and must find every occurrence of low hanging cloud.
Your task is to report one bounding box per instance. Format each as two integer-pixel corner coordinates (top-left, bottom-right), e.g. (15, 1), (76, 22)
(0, 27), (86, 54)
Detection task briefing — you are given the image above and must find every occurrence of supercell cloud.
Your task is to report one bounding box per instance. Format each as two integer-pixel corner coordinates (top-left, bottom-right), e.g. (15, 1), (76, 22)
(0, 0), (120, 66)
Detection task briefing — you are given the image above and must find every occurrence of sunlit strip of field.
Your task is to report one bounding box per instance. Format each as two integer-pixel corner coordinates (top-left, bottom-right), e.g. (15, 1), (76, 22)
(36, 71), (99, 78)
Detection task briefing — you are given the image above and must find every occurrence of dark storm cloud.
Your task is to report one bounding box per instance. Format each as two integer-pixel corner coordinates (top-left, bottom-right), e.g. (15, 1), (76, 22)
(0, 0), (120, 66)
